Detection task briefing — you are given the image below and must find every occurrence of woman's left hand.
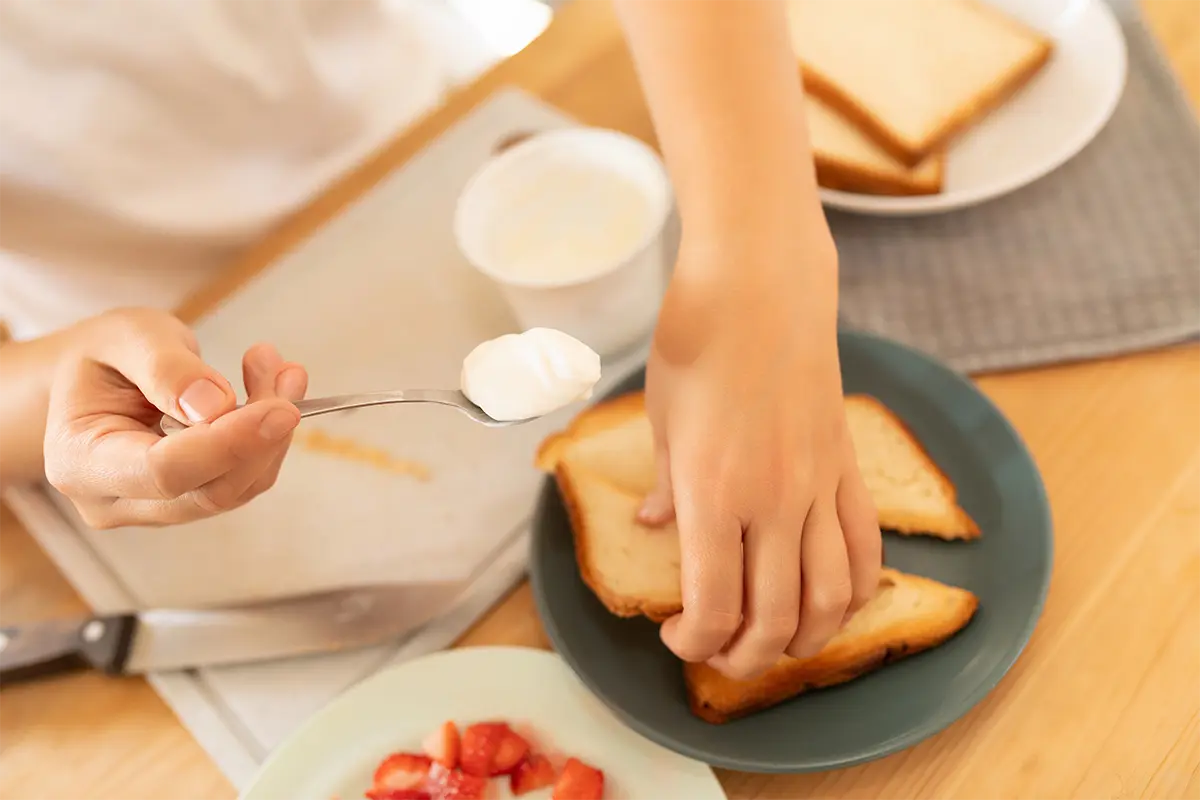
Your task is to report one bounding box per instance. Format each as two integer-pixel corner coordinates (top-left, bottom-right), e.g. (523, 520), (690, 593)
(639, 228), (883, 681)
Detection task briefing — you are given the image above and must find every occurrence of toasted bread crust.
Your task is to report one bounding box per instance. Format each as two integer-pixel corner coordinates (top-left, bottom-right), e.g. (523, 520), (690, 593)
(846, 395), (981, 540)
(541, 390), (980, 541)
(684, 571), (979, 723)
(535, 392), (646, 473)
(553, 461), (679, 623)
(814, 150), (945, 196)
(799, 3), (1054, 165)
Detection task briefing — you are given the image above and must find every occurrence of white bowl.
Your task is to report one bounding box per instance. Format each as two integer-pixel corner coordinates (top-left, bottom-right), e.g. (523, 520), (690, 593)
(455, 127), (673, 356)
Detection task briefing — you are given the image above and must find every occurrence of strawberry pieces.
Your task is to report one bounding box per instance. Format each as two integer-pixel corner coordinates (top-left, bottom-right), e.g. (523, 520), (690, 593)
(364, 790), (431, 800)
(422, 721), (461, 770)
(491, 727), (532, 775)
(458, 721), (530, 777)
(373, 753), (432, 790)
(424, 763), (489, 800)
(458, 722), (507, 777)
(369, 720), (604, 800)
(552, 758), (604, 800)
(510, 754), (557, 796)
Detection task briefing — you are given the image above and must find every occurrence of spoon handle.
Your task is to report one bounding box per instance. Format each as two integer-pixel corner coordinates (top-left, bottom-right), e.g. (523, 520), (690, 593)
(157, 389), (476, 435)
(291, 390), (458, 418)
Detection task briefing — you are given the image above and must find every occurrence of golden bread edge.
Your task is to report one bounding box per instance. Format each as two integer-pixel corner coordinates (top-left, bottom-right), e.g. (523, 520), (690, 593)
(814, 149), (945, 196)
(535, 391), (646, 472)
(844, 394), (981, 540)
(552, 459), (679, 623)
(538, 390), (980, 540)
(683, 571), (980, 724)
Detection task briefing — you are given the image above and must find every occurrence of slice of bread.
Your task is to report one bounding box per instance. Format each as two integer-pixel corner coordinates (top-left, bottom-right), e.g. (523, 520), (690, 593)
(844, 395), (979, 540)
(808, 94), (945, 196)
(536, 391), (979, 543)
(788, 0), (1054, 165)
(684, 568), (979, 723)
(554, 462), (683, 622)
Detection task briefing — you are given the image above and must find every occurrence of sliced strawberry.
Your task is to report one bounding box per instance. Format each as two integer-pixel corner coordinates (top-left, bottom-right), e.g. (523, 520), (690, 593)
(423, 763), (489, 800)
(510, 722), (546, 754)
(365, 789), (431, 800)
(458, 722), (507, 777)
(373, 753), (432, 790)
(552, 757), (604, 800)
(510, 753), (557, 796)
(491, 728), (531, 775)
(512, 722), (564, 770)
(422, 721), (461, 769)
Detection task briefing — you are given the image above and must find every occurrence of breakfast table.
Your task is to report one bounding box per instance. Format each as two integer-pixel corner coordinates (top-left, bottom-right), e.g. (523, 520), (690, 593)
(2, 1), (1197, 798)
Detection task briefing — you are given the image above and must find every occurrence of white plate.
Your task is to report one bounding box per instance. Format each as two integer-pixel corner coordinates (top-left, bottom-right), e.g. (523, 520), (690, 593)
(240, 646), (726, 800)
(819, 0), (1127, 216)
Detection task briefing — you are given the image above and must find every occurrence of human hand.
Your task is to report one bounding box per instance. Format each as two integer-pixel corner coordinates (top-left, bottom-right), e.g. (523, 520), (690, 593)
(43, 308), (308, 528)
(640, 231), (882, 680)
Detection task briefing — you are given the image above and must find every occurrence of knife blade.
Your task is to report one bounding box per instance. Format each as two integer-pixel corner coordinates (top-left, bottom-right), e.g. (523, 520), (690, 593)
(0, 580), (464, 684)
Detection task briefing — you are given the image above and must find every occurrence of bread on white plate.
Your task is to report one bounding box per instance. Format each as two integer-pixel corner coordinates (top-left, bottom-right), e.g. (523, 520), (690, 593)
(787, 0), (1054, 165)
(807, 93), (945, 196)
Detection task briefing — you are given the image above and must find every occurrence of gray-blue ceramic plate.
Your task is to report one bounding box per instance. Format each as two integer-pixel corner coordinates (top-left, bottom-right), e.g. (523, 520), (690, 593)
(529, 329), (1052, 773)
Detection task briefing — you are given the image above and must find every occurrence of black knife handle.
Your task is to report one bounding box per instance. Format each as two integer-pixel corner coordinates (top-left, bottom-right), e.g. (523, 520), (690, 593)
(0, 614), (137, 685)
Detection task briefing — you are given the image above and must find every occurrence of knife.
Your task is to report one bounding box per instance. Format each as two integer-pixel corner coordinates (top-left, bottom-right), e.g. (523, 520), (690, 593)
(0, 580), (464, 684)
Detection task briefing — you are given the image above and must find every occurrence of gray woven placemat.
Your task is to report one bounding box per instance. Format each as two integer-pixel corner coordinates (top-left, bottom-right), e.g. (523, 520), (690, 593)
(832, 6), (1200, 374)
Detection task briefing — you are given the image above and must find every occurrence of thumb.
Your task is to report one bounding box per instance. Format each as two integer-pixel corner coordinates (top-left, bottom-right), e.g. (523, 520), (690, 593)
(637, 444), (676, 526)
(94, 311), (237, 424)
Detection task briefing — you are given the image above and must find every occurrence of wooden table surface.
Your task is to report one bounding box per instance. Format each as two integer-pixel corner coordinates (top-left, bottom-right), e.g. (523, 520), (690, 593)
(2, 2), (1198, 798)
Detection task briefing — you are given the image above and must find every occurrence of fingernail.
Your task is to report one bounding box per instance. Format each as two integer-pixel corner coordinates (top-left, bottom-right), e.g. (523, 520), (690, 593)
(179, 379), (228, 422)
(259, 409), (298, 440)
(275, 367), (306, 400)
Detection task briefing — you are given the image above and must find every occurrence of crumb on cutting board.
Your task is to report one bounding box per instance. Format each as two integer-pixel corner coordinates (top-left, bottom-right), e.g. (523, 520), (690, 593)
(294, 428), (432, 481)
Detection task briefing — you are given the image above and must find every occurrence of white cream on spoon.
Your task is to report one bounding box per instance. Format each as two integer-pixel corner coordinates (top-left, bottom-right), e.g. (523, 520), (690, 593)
(460, 328), (601, 422)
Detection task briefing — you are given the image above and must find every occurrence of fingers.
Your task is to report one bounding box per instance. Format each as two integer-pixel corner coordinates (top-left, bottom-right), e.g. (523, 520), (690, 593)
(786, 499), (852, 659)
(92, 308), (237, 423)
(637, 445), (675, 526)
(142, 397), (300, 499)
(242, 342), (285, 401)
(184, 344), (292, 509)
(705, 515), (802, 679)
(74, 398), (298, 527)
(837, 460), (883, 624)
(639, 354), (676, 526)
(238, 361), (308, 502)
(80, 351), (305, 528)
(659, 468), (744, 663)
(46, 377), (294, 502)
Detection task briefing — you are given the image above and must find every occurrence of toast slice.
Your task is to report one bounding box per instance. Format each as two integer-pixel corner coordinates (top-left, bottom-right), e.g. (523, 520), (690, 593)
(788, 0), (1054, 164)
(808, 94), (945, 196)
(554, 462), (683, 622)
(536, 391), (979, 542)
(844, 395), (979, 540)
(684, 568), (979, 723)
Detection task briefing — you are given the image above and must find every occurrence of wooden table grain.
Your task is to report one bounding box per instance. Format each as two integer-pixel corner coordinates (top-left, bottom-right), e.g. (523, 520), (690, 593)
(2, 2), (1197, 798)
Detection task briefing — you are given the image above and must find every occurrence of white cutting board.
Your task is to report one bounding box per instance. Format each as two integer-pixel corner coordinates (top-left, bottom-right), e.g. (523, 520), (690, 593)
(72, 88), (659, 609)
(8, 88), (664, 786)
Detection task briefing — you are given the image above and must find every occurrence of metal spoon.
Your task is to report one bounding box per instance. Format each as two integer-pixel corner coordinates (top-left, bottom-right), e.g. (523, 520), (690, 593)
(157, 389), (525, 436)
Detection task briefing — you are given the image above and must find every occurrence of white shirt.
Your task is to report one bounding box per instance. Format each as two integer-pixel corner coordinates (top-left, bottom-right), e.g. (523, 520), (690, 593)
(0, 0), (489, 340)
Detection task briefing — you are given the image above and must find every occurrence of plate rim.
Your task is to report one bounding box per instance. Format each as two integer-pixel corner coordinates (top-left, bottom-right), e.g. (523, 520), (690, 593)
(239, 645), (542, 799)
(818, 0), (1128, 217)
(529, 328), (1054, 773)
(240, 644), (725, 799)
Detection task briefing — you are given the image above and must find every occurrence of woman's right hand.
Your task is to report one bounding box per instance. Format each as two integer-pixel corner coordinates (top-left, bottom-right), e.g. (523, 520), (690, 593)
(43, 307), (308, 528)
